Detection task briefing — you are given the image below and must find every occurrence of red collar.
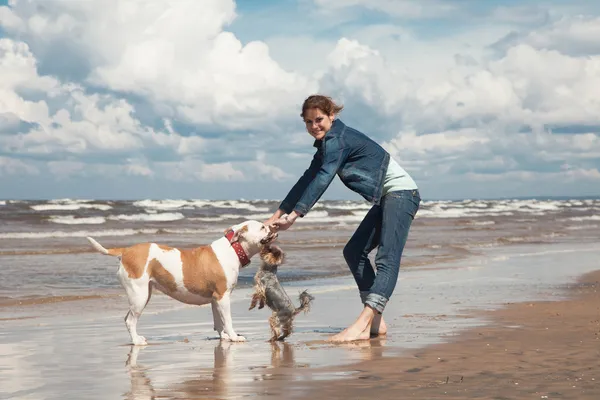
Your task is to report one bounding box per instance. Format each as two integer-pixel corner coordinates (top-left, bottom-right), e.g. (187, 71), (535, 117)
(224, 230), (251, 267)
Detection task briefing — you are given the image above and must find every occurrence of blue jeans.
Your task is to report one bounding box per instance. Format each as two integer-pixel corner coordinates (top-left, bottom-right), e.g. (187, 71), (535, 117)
(343, 189), (420, 313)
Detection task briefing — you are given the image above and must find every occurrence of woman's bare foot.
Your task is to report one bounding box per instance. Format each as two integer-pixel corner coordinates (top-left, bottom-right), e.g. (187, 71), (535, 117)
(328, 306), (375, 342)
(370, 314), (388, 337)
(328, 324), (371, 342)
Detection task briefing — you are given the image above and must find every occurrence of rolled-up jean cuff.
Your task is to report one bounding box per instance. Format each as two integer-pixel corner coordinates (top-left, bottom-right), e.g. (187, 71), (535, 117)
(359, 291), (370, 304)
(364, 293), (388, 314)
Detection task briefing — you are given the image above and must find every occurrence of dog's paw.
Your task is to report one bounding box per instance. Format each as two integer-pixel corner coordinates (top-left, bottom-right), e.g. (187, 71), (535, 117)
(228, 334), (246, 342)
(132, 336), (148, 346)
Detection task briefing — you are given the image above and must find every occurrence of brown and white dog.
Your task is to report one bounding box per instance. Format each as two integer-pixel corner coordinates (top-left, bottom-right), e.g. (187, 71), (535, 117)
(86, 220), (277, 345)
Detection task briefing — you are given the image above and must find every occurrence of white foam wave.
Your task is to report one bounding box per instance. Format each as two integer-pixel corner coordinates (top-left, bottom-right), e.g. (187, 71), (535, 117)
(0, 227), (218, 240)
(416, 207), (514, 219)
(561, 215), (600, 222)
(133, 199), (270, 212)
(107, 212), (185, 222)
(211, 200), (269, 212)
(297, 210), (366, 224)
(48, 198), (94, 204)
(189, 217), (227, 222)
(566, 224), (598, 230)
(188, 212), (273, 222)
(0, 201), (5, 206)
(133, 199), (199, 210)
(31, 204), (112, 211)
(187, 210), (365, 225)
(49, 216), (107, 225)
(0, 229), (157, 239)
(314, 202), (372, 211)
(466, 220), (495, 226)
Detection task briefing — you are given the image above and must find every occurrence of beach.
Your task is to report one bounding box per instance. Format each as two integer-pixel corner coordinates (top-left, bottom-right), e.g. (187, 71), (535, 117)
(1, 198), (599, 399)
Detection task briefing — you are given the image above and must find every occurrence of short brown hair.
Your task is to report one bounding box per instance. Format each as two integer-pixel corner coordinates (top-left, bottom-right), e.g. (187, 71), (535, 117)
(301, 95), (344, 118)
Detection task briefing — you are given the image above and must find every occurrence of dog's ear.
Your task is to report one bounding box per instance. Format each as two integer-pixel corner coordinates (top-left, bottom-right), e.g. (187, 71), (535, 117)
(227, 225), (248, 243)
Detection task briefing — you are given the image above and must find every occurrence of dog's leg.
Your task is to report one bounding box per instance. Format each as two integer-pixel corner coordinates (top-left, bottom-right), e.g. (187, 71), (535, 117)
(215, 292), (245, 342)
(249, 291), (260, 310)
(279, 318), (293, 341)
(211, 299), (225, 339)
(268, 314), (280, 342)
(250, 284), (266, 310)
(123, 281), (152, 346)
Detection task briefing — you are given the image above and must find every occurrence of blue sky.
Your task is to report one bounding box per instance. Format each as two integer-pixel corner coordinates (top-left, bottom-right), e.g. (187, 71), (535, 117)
(1, 0), (600, 200)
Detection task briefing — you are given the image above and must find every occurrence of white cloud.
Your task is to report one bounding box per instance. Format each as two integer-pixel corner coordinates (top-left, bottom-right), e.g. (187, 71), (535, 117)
(496, 15), (600, 56)
(1, 1), (600, 199)
(467, 168), (600, 182)
(195, 162), (245, 182)
(1, 0), (316, 130)
(383, 129), (490, 156)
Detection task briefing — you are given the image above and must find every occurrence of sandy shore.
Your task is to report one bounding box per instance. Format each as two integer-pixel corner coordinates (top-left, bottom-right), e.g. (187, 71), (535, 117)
(1, 242), (599, 399)
(298, 270), (600, 400)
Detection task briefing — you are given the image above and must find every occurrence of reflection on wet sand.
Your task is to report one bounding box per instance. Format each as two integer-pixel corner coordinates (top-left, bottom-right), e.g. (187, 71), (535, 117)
(123, 341), (238, 400)
(124, 346), (155, 400)
(122, 338), (389, 399)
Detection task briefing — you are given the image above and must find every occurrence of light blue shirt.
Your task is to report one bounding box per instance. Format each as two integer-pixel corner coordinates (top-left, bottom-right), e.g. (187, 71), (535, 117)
(382, 157), (418, 195)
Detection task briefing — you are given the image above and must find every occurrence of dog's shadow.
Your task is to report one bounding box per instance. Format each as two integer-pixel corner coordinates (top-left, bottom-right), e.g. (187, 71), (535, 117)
(123, 340), (298, 399)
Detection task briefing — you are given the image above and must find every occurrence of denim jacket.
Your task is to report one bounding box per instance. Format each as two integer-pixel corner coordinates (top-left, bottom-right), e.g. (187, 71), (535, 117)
(279, 119), (390, 216)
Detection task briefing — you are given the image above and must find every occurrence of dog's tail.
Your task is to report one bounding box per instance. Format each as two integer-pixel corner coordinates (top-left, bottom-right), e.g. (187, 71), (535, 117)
(293, 290), (314, 316)
(86, 236), (124, 257)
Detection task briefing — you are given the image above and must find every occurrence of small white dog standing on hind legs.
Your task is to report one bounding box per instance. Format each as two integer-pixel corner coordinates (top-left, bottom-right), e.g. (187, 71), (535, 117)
(86, 220), (277, 345)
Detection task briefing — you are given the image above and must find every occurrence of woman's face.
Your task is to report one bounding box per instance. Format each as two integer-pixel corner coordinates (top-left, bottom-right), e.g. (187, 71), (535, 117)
(303, 108), (334, 141)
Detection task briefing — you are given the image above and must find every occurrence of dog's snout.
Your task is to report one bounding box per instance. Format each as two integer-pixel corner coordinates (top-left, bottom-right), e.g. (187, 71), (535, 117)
(261, 231), (278, 245)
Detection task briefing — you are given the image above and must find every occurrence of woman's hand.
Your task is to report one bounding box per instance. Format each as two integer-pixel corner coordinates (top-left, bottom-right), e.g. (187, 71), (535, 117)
(272, 212), (299, 232)
(265, 209), (286, 232)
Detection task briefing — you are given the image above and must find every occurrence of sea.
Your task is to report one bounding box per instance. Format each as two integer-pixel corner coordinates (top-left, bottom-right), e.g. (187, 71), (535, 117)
(0, 197), (599, 309)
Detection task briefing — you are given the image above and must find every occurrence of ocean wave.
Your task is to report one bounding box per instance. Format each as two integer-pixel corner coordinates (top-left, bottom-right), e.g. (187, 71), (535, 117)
(107, 212), (185, 222)
(0, 229), (158, 239)
(31, 203), (112, 212)
(133, 199), (270, 212)
(0, 227), (217, 240)
(465, 220), (495, 226)
(210, 200), (270, 212)
(7, 198), (600, 221)
(49, 216), (107, 225)
(416, 208), (514, 218)
(189, 212), (273, 222)
(133, 199), (202, 210)
(188, 210), (337, 223)
(48, 198), (94, 204)
(560, 215), (600, 222)
(313, 202), (372, 211)
(566, 224), (599, 230)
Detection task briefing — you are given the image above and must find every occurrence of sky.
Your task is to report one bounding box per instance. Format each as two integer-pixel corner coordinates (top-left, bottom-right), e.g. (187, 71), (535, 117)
(1, 0), (600, 201)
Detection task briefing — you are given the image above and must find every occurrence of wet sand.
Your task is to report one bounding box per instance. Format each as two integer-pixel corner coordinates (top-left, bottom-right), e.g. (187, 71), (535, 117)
(300, 270), (600, 400)
(1, 242), (600, 399)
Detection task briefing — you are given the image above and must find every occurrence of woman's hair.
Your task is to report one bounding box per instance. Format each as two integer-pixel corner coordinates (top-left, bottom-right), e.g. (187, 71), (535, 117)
(301, 95), (344, 118)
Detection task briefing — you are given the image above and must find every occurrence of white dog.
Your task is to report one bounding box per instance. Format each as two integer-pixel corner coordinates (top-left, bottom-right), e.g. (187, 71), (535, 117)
(87, 220), (277, 345)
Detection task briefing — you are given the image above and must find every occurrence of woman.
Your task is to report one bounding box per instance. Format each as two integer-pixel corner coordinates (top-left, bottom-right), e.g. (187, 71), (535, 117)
(266, 95), (420, 342)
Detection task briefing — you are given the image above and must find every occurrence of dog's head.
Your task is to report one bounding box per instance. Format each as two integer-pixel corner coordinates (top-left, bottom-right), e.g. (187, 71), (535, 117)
(260, 243), (285, 267)
(224, 220), (278, 257)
